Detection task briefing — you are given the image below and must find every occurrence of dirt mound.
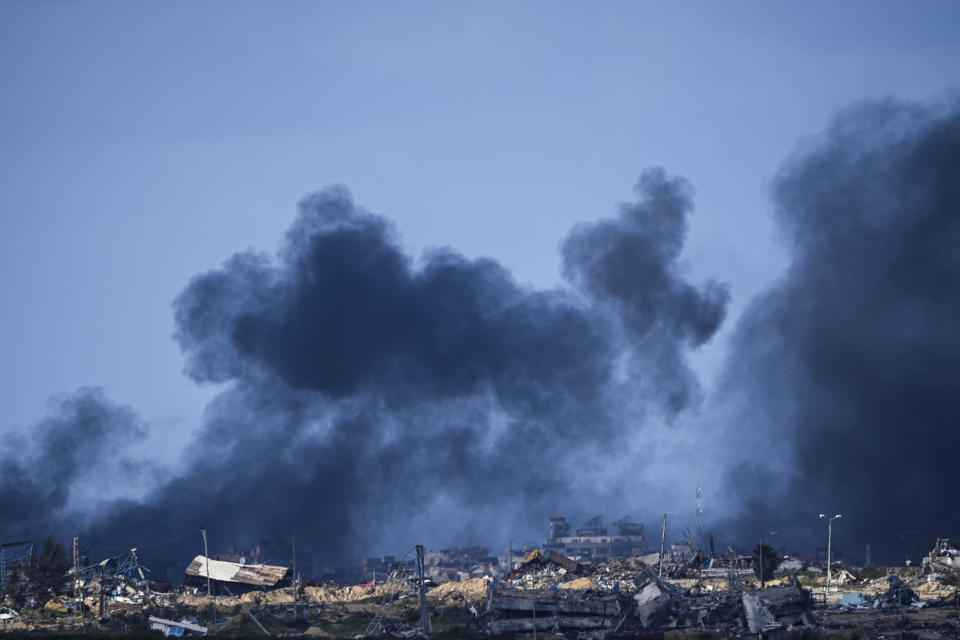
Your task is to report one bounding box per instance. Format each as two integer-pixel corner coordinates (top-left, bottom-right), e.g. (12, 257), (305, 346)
(427, 578), (489, 604)
(304, 626), (335, 637)
(302, 582), (409, 604)
(559, 577), (597, 590)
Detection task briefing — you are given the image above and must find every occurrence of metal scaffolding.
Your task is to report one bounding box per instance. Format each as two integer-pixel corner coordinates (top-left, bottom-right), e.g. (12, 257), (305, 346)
(0, 540), (34, 590)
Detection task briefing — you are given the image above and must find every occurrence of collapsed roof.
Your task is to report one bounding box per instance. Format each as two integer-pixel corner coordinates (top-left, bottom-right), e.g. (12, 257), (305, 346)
(185, 555), (288, 587)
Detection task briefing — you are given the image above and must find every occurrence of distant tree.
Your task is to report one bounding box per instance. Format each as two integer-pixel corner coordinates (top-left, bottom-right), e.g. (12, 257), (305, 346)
(752, 543), (778, 582)
(24, 536), (70, 604)
(2, 564), (26, 607)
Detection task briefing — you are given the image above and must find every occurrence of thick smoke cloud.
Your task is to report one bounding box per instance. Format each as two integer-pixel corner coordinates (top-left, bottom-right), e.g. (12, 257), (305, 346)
(74, 169), (724, 571)
(0, 387), (148, 541)
(563, 169), (729, 413)
(9, 97), (957, 574)
(716, 98), (960, 563)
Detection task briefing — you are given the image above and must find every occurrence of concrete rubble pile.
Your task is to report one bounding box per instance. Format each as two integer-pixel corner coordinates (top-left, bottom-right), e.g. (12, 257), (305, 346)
(508, 549), (694, 592)
(835, 574), (923, 610)
(485, 566), (817, 638)
(504, 551), (582, 590)
(922, 538), (960, 582)
(629, 573), (816, 635)
(487, 587), (630, 635)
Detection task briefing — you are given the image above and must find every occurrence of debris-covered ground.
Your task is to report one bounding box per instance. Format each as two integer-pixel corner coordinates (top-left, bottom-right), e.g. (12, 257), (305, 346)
(2, 539), (960, 638)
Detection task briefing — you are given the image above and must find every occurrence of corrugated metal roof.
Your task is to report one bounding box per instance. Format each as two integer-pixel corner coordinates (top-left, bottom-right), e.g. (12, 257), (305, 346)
(185, 555), (288, 586)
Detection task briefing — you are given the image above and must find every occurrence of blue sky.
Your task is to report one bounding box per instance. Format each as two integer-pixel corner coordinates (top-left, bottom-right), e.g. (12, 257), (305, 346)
(2, 0), (958, 461)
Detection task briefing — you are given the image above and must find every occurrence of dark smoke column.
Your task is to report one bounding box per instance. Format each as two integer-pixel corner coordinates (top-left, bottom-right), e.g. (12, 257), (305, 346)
(718, 98), (960, 563)
(81, 169), (727, 571)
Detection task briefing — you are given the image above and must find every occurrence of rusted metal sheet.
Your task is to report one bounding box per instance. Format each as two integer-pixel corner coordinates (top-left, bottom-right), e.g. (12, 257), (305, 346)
(185, 555), (288, 587)
(547, 550), (581, 573)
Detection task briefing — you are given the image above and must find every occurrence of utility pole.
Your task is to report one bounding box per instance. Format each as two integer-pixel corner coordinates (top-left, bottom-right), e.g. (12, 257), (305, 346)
(416, 545), (432, 636)
(658, 513), (670, 579)
(819, 514), (842, 597)
(291, 531), (297, 618)
(728, 546), (737, 591)
(98, 565), (105, 620)
(201, 527), (216, 636)
(73, 536), (85, 629)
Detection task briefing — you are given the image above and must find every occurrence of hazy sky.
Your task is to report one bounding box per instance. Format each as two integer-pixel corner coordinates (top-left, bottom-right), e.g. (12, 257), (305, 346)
(2, 0), (959, 463)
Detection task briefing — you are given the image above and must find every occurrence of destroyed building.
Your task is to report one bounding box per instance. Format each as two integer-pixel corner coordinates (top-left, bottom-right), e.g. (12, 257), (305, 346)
(424, 546), (499, 581)
(362, 555), (397, 576)
(488, 587), (629, 634)
(487, 561), (818, 637)
(543, 515), (647, 560)
(921, 537), (960, 580)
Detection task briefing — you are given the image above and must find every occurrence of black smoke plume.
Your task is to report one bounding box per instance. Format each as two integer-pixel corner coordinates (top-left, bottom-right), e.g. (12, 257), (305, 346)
(10, 169), (725, 571)
(716, 98), (960, 563)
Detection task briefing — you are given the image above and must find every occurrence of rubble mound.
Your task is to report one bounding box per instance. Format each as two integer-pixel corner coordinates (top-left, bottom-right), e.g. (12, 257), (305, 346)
(427, 577), (489, 604)
(559, 577), (597, 590)
(922, 538), (960, 583)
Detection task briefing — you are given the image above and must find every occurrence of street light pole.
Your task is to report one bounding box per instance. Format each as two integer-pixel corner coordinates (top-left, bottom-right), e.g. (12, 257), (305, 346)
(200, 527), (216, 636)
(819, 514), (842, 595)
(658, 513), (670, 579)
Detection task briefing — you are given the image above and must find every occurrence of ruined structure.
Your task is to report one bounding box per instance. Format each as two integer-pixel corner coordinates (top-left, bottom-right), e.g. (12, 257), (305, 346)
(543, 515), (647, 560)
(184, 555), (289, 593)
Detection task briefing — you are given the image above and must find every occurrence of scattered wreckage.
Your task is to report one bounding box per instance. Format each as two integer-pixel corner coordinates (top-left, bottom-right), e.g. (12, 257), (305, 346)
(486, 557), (817, 638)
(3, 535), (960, 638)
(923, 538), (960, 581)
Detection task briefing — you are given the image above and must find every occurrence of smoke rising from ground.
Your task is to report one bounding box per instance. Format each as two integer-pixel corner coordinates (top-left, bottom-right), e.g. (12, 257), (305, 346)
(5, 97), (957, 571)
(2, 169), (725, 568)
(714, 97), (960, 562)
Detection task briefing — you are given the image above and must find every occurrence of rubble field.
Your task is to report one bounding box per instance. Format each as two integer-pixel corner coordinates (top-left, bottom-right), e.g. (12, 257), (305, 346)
(2, 539), (959, 638)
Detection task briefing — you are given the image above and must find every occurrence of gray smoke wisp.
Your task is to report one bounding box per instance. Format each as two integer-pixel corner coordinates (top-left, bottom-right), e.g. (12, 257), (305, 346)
(714, 97), (960, 562)
(0, 388), (149, 541)
(2, 169), (725, 569)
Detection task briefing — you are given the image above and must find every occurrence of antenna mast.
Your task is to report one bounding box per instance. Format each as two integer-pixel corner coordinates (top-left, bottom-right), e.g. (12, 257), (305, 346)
(696, 466), (703, 537)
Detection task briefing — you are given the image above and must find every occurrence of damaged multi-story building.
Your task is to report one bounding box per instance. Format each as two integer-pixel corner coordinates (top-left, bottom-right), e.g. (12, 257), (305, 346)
(542, 515), (647, 561)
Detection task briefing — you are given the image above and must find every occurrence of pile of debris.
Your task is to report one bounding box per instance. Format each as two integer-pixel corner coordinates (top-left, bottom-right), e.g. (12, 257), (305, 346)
(485, 567), (816, 638)
(583, 555), (660, 591)
(507, 549), (675, 593)
(504, 550), (583, 590)
(836, 575), (922, 610)
(628, 572), (815, 634)
(922, 538), (960, 583)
